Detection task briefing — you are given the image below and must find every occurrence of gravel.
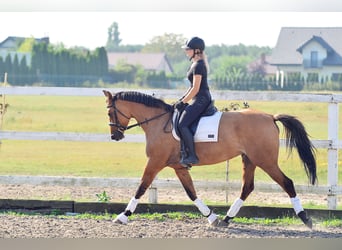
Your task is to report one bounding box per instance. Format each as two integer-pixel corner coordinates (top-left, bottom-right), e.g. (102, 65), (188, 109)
(0, 184), (341, 238)
(1, 214), (341, 238)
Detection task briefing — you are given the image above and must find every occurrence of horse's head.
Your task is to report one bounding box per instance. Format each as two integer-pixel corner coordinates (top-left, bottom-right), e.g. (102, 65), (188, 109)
(103, 90), (131, 141)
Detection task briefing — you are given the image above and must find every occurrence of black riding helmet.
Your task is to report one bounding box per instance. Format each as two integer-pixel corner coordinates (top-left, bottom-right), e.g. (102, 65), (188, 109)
(182, 37), (205, 52)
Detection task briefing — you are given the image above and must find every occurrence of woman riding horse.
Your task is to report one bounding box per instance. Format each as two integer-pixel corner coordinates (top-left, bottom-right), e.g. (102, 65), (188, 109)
(175, 37), (213, 168)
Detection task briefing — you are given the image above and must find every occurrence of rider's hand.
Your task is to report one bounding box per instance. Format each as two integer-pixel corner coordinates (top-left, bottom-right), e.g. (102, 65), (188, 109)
(174, 100), (187, 111)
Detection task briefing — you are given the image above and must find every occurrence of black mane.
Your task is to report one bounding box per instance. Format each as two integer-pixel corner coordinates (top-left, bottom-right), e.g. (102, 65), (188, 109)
(114, 91), (173, 112)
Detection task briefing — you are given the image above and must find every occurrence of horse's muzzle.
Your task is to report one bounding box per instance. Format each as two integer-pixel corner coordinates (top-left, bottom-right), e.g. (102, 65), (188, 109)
(111, 130), (125, 141)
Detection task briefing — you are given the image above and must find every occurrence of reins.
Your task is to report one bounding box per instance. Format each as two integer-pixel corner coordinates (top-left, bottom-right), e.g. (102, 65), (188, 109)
(107, 102), (171, 132)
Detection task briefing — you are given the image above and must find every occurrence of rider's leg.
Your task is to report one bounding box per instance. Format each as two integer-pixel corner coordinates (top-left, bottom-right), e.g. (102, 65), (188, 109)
(178, 126), (199, 166)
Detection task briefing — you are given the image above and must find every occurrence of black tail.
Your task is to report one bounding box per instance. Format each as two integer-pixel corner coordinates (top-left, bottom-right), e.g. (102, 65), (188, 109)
(274, 114), (317, 185)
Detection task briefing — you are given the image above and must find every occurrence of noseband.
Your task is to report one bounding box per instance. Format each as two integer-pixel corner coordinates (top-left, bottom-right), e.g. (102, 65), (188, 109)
(107, 103), (130, 131)
(107, 98), (170, 140)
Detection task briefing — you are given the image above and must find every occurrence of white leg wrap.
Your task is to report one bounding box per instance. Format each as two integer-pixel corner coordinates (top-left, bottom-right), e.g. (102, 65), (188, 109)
(207, 212), (218, 225)
(114, 212), (128, 224)
(227, 198), (244, 218)
(126, 197), (139, 213)
(291, 196), (304, 215)
(194, 198), (211, 217)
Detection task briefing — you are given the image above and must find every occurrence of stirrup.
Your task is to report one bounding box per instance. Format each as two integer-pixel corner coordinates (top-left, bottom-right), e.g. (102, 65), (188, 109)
(180, 155), (199, 165)
(181, 162), (192, 170)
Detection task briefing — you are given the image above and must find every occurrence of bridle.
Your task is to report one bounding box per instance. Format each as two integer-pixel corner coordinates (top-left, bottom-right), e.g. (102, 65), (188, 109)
(107, 98), (171, 140)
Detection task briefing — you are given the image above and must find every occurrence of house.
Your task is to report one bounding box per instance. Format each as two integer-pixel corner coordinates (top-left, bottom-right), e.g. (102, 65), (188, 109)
(0, 36), (49, 52)
(0, 36), (49, 66)
(107, 52), (173, 74)
(270, 27), (342, 84)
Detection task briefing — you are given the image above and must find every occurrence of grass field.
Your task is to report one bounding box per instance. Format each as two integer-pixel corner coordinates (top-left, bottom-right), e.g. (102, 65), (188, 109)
(0, 94), (341, 185)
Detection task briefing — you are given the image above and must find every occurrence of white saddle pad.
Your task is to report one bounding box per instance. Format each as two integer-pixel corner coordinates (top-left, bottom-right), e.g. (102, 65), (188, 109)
(172, 111), (223, 142)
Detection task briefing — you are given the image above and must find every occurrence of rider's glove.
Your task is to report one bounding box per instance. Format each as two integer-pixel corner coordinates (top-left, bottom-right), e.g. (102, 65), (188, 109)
(174, 100), (187, 111)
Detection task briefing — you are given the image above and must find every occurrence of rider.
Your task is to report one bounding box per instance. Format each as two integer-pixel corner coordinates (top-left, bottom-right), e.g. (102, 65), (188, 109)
(175, 37), (212, 168)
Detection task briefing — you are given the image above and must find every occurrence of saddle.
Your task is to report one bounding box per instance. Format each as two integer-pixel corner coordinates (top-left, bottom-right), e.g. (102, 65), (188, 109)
(172, 101), (222, 142)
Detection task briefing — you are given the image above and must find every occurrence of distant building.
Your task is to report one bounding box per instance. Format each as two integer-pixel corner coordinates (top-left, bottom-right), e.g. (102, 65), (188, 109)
(0, 36), (49, 52)
(270, 27), (342, 84)
(0, 36), (49, 66)
(107, 52), (173, 74)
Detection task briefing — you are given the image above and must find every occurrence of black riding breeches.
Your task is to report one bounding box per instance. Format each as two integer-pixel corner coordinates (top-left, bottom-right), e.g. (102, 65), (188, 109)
(178, 93), (211, 133)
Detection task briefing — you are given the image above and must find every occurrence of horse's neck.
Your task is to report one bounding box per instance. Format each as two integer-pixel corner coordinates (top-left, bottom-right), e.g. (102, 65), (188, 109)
(130, 104), (168, 133)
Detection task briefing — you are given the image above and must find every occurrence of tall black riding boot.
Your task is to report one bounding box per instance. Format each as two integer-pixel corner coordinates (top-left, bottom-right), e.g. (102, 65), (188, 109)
(179, 128), (199, 167)
(180, 139), (187, 163)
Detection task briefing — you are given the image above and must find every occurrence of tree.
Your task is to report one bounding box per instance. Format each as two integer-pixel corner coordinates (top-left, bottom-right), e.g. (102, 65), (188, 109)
(247, 53), (267, 78)
(17, 37), (36, 52)
(94, 47), (108, 76)
(31, 42), (50, 74)
(210, 55), (252, 89)
(106, 22), (122, 51)
(142, 33), (187, 64)
(0, 57), (4, 75)
(19, 56), (29, 75)
(109, 59), (137, 83)
(4, 54), (12, 74)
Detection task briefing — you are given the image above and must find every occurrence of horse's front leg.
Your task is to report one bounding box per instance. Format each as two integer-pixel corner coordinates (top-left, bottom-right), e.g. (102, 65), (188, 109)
(174, 166), (219, 226)
(114, 159), (162, 224)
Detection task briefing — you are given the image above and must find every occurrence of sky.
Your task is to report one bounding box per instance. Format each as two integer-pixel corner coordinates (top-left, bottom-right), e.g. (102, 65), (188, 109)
(1, 1), (342, 50)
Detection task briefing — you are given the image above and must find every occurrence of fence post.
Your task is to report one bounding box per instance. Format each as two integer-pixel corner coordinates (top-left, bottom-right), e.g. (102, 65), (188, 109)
(225, 160), (229, 204)
(149, 176), (158, 204)
(0, 73), (8, 147)
(327, 98), (339, 209)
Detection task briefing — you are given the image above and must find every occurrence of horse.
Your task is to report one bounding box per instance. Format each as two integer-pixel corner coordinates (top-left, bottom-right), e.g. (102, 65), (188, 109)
(103, 90), (317, 228)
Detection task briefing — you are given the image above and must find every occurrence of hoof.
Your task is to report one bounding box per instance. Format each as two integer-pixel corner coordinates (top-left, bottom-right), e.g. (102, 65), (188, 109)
(298, 211), (313, 229)
(113, 212), (128, 225)
(304, 217), (313, 229)
(209, 217), (220, 227)
(216, 219), (230, 227)
(208, 213), (219, 227)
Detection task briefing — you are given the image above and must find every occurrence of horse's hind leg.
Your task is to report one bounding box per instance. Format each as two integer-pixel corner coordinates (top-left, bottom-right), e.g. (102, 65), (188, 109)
(263, 165), (312, 229)
(174, 166), (219, 226)
(219, 154), (256, 226)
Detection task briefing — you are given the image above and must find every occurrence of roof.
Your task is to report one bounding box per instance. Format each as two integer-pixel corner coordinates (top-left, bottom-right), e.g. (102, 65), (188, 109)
(297, 35), (334, 53)
(0, 36), (49, 50)
(270, 27), (342, 65)
(107, 52), (173, 73)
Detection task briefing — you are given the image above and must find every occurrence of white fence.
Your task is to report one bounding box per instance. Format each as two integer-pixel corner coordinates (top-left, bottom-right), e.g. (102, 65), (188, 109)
(0, 86), (341, 209)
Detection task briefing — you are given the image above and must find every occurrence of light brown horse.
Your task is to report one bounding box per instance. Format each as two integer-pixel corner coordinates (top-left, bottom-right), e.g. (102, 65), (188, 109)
(103, 90), (317, 228)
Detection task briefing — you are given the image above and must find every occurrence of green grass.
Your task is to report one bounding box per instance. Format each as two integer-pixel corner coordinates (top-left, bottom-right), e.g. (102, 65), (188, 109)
(0, 95), (341, 185)
(2, 211), (341, 228)
(1, 139), (340, 184)
(233, 216), (303, 226)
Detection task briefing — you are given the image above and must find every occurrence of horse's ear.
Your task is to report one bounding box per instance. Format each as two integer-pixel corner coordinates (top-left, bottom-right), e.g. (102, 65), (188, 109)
(103, 90), (112, 99)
